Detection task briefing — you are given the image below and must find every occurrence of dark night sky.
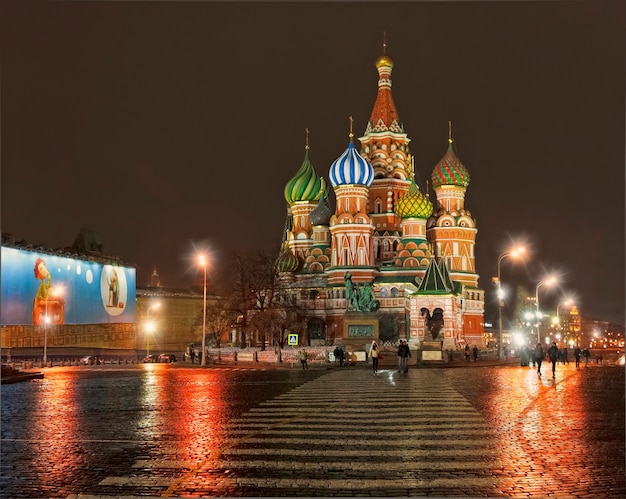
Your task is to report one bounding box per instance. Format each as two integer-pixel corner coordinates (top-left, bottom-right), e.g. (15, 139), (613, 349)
(2, 1), (624, 326)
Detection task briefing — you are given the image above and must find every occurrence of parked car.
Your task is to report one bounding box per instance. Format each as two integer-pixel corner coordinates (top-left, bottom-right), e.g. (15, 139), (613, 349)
(158, 354), (177, 363)
(142, 354), (157, 363)
(80, 356), (99, 365)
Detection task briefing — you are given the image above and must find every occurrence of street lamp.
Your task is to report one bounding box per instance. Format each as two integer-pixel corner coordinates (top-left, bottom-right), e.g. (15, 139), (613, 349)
(496, 246), (526, 359)
(43, 315), (50, 365)
(535, 276), (557, 344)
(145, 303), (160, 357)
(43, 286), (63, 366)
(198, 254), (208, 366)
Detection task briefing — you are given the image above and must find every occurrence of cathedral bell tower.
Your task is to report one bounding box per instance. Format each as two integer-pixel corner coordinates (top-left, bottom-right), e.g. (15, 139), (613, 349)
(359, 37), (413, 264)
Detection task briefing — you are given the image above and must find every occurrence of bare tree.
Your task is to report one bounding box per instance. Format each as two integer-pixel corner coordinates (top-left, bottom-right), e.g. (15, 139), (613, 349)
(204, 300), (234, 349)
(227, 249), (281, 350)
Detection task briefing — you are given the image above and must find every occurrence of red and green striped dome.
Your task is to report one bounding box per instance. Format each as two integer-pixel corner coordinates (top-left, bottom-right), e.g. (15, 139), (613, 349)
(395, 180), (433, 219)
(431, 140), (470, 188)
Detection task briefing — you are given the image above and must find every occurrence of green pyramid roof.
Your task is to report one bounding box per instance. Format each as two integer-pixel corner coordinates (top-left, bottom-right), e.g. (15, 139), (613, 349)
(416, 257), (453, 293)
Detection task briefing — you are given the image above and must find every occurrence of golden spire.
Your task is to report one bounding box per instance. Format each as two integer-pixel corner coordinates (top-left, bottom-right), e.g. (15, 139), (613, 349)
(383, 30), (387, 53)
(305, 128), (310, 150)
(448, 120), (453, 144)
(349, 116), (354, 140)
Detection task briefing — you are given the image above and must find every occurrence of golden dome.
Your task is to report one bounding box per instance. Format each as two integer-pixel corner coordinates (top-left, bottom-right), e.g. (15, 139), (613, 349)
(375, 53), (394, 69)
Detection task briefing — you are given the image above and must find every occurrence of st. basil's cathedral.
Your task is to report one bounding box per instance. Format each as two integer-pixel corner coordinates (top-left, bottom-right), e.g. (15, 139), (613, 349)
(277, 43), (485, 352)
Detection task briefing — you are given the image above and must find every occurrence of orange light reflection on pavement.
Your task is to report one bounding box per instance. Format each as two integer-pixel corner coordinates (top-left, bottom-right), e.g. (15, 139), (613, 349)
(139, 365), (227, 463)
(485, 365), (596, 496)
(23, 371), (81, 492)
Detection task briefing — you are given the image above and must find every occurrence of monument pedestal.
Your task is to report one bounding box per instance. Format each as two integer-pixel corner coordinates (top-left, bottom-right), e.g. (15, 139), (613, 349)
(420, 340), (443, 362)
(341, 313), (379, 351)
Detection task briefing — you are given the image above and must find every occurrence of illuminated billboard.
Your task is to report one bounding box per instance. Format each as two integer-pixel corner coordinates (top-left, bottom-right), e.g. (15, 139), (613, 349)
(1, 247), (136, 325)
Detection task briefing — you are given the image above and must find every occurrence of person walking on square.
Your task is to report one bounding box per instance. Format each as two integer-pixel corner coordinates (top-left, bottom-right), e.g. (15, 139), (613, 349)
(562, 347), (569, 364)
(398, 340), (411, 373)
(573, 345), (581, 368)
(464, 344), (471, 362)
(548, 342), (559, 378)
(333, 345), (345, 367)
(472, 345), (479, 362)
(534, 343), (544, 377)
(298, 349), (308, 370)
(369, 341), (380, 374)
(582, 347), (591, 367)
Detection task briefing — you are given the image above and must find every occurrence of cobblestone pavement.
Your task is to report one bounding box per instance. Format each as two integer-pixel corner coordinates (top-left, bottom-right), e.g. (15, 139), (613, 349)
(1, 362), (624, 498)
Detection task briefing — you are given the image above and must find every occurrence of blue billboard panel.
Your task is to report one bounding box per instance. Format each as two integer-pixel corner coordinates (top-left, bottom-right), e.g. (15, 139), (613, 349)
(1, 247), (136, 325)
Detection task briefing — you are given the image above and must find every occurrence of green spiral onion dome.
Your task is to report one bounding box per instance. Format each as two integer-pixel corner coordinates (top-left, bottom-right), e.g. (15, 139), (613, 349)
(431, 140), (470, 188)
(276, 242), (301, 273)
(284, 150), (329, 204)
(395, 180), (433, 219)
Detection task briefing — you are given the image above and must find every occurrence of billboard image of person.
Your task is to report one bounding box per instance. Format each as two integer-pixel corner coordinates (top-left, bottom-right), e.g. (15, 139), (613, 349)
(1, 247), (136, 326)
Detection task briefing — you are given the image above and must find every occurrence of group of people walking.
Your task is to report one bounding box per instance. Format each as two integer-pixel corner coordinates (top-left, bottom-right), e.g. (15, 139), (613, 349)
(529, 342), (591, 377)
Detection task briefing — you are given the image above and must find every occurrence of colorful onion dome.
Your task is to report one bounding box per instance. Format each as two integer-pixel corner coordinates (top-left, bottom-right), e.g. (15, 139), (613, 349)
(276, 243), (300, 273)
(431, 139), (470, 189)
(395, 179), (433, 219)
(309, 194), (332, 226)
(330, 141), (374, 187)
(284, 149), (329, 204)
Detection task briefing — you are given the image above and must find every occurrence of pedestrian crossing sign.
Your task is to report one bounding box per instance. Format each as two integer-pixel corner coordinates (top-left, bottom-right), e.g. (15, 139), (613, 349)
(288, 333), (298, 346)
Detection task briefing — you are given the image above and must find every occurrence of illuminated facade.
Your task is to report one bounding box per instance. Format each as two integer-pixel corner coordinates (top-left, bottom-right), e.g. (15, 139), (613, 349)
(278, 44), (485, 351)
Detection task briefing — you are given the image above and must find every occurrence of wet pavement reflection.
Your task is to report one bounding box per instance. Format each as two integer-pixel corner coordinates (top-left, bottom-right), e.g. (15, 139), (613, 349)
(1, 362), (624, 498)
(445, 364), (625, 497)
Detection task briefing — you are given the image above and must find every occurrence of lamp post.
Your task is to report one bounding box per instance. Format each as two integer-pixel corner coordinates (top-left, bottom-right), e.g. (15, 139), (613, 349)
(535, 277), (557, 344)
(43, 315), (50, 365)
(198, 254), (208, 366)
(145, 303), (160, 357)
(496, 246), (526, 359)
(43, 286), (62, 366)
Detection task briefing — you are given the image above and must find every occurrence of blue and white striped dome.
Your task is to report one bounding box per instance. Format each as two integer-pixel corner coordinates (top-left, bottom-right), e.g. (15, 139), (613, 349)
(329, 141), (374, 187)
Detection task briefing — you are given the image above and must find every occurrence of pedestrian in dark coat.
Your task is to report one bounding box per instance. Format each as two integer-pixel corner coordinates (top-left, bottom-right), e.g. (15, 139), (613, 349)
(582, 347), (591, 367)
(534, 343), (544, 377)
(472, 345), (479, 362)
(464, 345), (471, 362)
(548, 342), (559, 378)
(574, 346), (581, 368)
(397, 340), (411, 373)
(333, 345), (345, 367)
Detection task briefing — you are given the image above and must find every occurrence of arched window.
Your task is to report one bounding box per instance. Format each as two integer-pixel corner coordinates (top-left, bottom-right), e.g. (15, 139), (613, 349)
(391, 287), (399, 297)
(380, 288), (389, 298)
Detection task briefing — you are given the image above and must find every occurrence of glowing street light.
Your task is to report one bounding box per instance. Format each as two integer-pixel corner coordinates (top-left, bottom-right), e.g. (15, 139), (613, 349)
(535, 276), (557, 344)
(198, 254), (208, 366)
(145, 303), (161, 357)
(43, 286), (63, 365)
(496, 246), (526, 359)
